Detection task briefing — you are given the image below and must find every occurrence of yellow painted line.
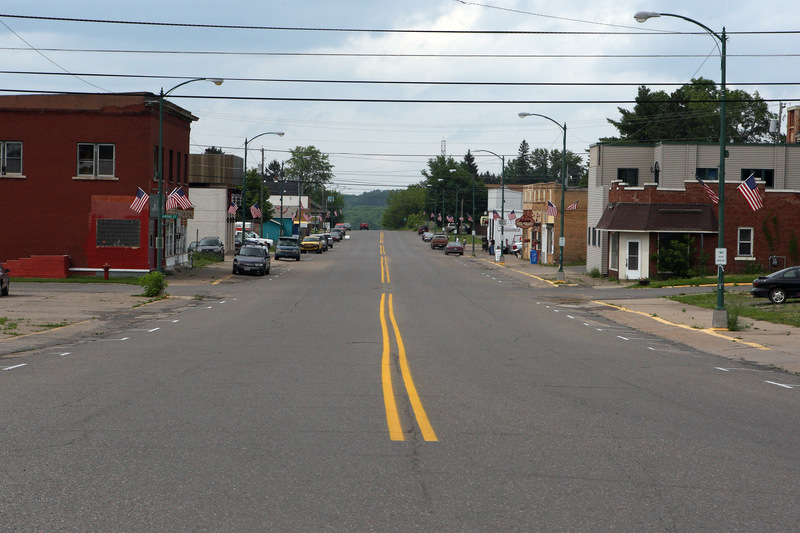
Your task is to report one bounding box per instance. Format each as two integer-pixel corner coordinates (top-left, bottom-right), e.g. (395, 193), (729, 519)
(380, 293), (405, 441)
(478, 258), (561, 286)
(593, 300), (771, 351)
(388, 294), (438, 442)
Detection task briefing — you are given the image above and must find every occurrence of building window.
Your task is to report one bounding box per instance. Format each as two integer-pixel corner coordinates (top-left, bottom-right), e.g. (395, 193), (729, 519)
(587, 226), (591, 246)
(738, 227), (753, 257)
(592, 227), (597, 246)
(1, 141), (22, 175)
(78, 143), (115, 177)
(96, 219), (140, 247)
(617, 168), (638, 186)
(741, 168), (774, 189)
(696, 168), (718, 181)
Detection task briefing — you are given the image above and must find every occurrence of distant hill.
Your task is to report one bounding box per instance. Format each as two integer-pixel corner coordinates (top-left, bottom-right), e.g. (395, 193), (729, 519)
(342, 190), (391, 230)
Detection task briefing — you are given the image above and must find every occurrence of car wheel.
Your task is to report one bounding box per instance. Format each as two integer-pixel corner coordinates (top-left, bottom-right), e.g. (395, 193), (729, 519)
(232, 267), (238, 275)
(769, 287), (787, 304)
(1, 284), (8, 296)
(265, 266), (270, 275)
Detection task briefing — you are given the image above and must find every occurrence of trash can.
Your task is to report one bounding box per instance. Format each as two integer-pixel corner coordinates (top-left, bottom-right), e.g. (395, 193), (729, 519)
(530, 249), (538, 264)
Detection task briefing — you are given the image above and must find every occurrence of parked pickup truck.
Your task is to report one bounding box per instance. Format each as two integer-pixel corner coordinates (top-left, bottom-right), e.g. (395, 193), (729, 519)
(237, 231), (273, 248)
(509, 236), (524, 256)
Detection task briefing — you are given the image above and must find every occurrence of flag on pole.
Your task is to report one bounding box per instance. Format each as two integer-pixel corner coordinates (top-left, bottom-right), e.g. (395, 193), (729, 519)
(507, 210), (517, 220)
(695, 176), (719, 204)
(738, 173), (763, 211)
(547, 201), (558, 217)
(566, 201), (579, 211)
(446, 215), (454, 223)
(227, 201), (238, 215)
(166, 186), (193, 209)
(467, 214), (473, 222)
(492, 209), (500, 220)
(438, 213), (442, 221)
(250, 202), (262, 219)
(129, 187), (149, 213)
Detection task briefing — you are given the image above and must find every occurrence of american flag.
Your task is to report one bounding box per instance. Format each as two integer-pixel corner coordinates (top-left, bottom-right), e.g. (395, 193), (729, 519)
(430, 212), (435, 219)
(446, 215), (454, 223)
(566, 201), (579, 211)
(695, 176), (719, 204)
(438, 213), (442, 221)
(492, 209), (500, 220)
(227, 201), (238, 215)
(467, 214), (473, 222)
(507, 210), (517, 220)
(738, 173), (763, 211)
(129, 187), (149, 213)
(250, 202), (262, 219)
(166, 187), (193, 210)
(547, 200), (558, 217)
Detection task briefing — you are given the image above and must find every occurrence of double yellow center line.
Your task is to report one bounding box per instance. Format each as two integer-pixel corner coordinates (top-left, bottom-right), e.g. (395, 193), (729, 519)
(379, 233), (437, 442)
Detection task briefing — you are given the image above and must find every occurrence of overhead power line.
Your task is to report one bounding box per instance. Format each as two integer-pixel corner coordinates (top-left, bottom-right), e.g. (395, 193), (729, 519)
(3, 46), (800, 60)
(1, 13), (798, 35)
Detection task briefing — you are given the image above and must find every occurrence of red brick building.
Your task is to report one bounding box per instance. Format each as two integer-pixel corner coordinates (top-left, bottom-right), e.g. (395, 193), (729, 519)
(0, 93), (196, 276)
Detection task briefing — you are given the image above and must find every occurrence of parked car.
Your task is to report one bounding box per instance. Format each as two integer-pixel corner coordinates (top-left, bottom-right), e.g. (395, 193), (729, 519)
(1, 264), (9, 296)
(417, 225), (428, 234)
(444, 241), (464, 256)
(322, 233), (334, 249)
(334, 223), (347, 234)
(330, 230), (341, 242)
(233, 245), (270, 276)
(301, 235), (323, 254)
(318, 234), (329, 252)
(360, 222), (369, 230)
(275, 237), (301, 261)
(236, 230), (273, 248)
(751, 266), (800, 304)
(196, 236), (225, 260)
(421, 231), (434, 242)
(430, 234), (449, 249)
(509, 236), (524, 257)
(342, 223), (352, 232)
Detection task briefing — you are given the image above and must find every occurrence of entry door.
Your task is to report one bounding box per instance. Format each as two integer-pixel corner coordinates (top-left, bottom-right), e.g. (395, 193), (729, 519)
(626, 239), (641, 280)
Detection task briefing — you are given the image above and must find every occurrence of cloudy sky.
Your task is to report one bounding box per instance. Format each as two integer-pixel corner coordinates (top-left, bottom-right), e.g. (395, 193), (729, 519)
(2, 1), (797, 193)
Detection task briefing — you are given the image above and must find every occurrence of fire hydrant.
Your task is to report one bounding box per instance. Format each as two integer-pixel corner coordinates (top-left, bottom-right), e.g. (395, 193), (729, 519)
(103, 263), (110, 280)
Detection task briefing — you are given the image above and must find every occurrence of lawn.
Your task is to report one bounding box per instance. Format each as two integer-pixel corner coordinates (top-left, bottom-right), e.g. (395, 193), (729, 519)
(668, 290), (800, 328)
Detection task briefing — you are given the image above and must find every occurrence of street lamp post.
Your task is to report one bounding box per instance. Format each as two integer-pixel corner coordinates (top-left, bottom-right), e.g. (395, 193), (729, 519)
(635, 11), (728, 327)
(518, 112), (567, 281)
(242, 131), (284, 241)
(474, 150), (505, 262)
(156, 77), (223, 272)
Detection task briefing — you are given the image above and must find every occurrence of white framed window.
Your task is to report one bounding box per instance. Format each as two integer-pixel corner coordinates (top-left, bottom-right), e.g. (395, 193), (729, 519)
(1, 141), (22, 175)
(77, 143), (115, 177)
(737, 227), (753, 257)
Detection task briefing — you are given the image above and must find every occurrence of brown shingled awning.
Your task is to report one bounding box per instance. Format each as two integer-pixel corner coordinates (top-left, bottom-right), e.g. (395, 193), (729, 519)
(596, 203), (718, 233)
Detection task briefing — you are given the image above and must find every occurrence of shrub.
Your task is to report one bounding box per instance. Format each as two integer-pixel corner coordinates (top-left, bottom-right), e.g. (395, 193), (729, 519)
(138, 271), (168, 297)
(589, 268), (601, 278)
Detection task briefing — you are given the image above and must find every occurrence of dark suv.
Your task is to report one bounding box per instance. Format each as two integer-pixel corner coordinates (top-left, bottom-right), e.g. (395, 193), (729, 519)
(196, 236), (225, 260)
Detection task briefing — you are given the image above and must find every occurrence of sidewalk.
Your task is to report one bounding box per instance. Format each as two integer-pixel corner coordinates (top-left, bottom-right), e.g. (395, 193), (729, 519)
(477, 252), (800, 374)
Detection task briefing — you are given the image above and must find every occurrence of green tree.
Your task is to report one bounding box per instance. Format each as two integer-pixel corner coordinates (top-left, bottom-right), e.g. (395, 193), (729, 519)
(283, 146), (335, 212)
(381, 185), (427, 229)
(204, 146), (224, 154)
(606, 78), (778, 144)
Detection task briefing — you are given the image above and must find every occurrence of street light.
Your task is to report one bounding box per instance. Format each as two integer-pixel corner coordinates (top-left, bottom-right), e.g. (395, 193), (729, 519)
(635, 11), (728, 327)
(156, 77), (223, 272)
(473, 149), (505, 263)
(519, 112), (567, 281)
(242, 131), (285, 241)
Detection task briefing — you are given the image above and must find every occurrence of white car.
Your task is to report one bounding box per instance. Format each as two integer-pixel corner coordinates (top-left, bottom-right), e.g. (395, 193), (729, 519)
(237, 231), (273, 248)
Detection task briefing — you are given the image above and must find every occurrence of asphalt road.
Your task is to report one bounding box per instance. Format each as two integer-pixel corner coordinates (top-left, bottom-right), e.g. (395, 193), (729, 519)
(1, 231), (798, 531)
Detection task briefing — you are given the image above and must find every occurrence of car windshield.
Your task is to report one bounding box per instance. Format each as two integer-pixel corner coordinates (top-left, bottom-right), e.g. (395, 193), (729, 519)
(278, 239), (297, 246)
(239, 247), (264, 257)
(199, 237), (220, 245)
(303, 236), (317, 242)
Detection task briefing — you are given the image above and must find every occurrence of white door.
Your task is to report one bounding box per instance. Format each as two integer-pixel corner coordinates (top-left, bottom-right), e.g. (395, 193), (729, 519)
(626, 239), (641, 279)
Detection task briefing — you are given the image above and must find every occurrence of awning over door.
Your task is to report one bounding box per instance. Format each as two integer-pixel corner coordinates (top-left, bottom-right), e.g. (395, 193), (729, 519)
(596, 203), (718, 233)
